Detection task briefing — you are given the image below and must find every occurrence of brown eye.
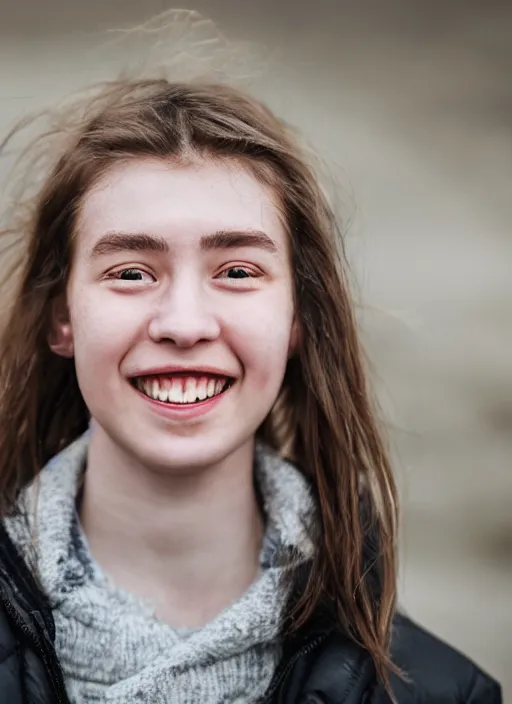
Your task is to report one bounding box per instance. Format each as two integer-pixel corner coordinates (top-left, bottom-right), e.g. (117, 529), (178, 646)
(106, 267), (155, 285)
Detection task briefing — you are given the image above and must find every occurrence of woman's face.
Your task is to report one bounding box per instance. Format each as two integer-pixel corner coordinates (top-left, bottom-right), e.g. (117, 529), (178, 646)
(53, 158), (296, 472)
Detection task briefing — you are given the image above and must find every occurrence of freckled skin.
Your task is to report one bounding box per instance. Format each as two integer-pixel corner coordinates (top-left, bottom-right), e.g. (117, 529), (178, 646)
(61, 158), (296, 475)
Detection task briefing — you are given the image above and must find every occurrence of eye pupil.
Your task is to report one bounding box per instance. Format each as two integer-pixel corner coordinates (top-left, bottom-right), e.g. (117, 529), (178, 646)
(228, 268), (250, 279)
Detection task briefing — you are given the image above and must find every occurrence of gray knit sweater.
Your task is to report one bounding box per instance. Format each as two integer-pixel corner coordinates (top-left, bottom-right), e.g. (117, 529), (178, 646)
(5, 434), (315, 704)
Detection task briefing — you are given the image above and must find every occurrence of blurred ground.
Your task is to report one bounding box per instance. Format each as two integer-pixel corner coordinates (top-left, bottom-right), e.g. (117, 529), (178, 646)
(0, 0), (511, 697)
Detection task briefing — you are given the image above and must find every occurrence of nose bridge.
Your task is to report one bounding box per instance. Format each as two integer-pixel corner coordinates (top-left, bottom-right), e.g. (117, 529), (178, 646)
(166, 266), (204, 314)
(149, 267), (219, 345)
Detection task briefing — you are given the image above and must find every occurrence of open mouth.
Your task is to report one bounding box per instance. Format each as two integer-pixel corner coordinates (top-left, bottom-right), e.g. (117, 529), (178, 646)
(131, 373), (234, 405)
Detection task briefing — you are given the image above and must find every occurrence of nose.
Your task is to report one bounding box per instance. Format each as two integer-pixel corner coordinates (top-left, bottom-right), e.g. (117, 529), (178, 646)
(147, 277), (221, 348)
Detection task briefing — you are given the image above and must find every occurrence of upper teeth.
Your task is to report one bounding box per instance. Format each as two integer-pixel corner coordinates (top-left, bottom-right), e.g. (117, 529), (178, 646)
(135, 376), (227, 404)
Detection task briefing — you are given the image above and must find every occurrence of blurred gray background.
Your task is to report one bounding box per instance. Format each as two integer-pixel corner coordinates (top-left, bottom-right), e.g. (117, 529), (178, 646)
(1, 0), (511, 698)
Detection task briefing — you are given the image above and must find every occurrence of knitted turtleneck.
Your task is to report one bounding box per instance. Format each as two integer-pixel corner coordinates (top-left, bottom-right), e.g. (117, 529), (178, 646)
(5, 434), (316, 703)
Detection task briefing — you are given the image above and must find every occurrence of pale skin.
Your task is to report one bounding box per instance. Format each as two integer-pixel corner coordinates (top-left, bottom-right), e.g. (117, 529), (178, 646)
(50, 158), (297, 627)
(81, 426), (264, 626)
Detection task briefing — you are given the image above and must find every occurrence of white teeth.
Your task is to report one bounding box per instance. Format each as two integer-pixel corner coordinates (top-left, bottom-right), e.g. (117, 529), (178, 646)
(137, 375), (230, 404)
(184, 378), (197, 404)
(197, 378), (208, 400)
(169, 379), (183, 403)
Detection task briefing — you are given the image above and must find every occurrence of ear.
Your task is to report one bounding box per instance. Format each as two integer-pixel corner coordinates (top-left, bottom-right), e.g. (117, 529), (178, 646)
(48, 295), (74, 358)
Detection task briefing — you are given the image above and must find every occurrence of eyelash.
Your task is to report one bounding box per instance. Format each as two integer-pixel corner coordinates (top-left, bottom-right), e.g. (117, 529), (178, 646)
(105, 264), (262, 286)
(107, 268), (154, 283)
(217, 265), (259, 281)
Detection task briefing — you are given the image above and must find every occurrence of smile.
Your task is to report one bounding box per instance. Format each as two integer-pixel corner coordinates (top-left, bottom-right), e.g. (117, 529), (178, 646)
(131, 374), (234, 405)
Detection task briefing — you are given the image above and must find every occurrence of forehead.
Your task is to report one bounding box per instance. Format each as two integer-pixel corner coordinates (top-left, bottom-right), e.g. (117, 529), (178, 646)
(76, 158), (287, 249)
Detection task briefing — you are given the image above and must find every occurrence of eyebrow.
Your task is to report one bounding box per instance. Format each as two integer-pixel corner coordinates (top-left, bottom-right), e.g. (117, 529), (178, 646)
(200, 229), (278, 254)
(89, 229), (279, 258)
(90, 232), (168, 258)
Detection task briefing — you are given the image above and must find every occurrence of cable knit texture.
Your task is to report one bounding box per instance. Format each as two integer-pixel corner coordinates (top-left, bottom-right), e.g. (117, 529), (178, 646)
(5, 434), (315, 704)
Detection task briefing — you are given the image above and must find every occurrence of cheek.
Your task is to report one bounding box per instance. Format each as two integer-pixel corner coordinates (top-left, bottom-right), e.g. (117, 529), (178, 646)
(68, 290), (136, 376)
(229, 294), (294, 383)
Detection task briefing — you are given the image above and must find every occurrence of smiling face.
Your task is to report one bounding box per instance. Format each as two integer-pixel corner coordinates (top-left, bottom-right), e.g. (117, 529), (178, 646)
(51, 158), (296, 473)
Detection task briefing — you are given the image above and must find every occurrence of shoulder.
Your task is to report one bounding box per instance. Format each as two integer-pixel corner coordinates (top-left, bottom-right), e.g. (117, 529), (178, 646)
(0, 522), (62, 703)
(0, 600), (59, 704)
(279, 612), (502, 704)
(375, 613), (502, 703)
(0, 604), (25, 703)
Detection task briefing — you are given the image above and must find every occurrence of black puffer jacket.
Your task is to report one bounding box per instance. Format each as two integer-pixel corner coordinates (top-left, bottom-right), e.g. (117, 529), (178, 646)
(267, 615), (502, 703)
(0, 524), (502, 703)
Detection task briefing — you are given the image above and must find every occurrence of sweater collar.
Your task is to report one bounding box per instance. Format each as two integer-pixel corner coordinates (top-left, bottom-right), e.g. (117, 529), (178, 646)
(4, 432), (317, 702)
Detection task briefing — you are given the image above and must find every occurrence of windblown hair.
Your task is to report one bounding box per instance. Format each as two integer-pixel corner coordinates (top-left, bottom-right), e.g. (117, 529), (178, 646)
(0, 78), (398, 683)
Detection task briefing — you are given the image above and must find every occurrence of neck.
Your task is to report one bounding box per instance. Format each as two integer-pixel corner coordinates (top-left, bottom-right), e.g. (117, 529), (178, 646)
(79, 426), (264, 628)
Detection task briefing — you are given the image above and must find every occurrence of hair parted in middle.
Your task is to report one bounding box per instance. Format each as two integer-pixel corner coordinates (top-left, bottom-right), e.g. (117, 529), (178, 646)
(0, 14), (399, 686)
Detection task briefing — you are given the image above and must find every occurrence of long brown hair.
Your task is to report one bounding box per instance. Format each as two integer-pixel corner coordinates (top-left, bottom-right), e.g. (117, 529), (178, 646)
(0, 78), (398, 682)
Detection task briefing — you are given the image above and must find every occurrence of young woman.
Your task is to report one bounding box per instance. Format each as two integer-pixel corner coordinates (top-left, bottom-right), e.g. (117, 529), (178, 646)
(0, 79), (501, 703)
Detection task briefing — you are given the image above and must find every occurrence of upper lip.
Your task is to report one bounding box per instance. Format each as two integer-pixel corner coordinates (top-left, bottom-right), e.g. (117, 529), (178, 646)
(129, 365), (237, 379)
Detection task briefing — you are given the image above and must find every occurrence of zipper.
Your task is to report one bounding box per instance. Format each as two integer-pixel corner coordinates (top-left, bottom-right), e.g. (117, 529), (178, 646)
(2, 590), (69, 704)
(261, 633), (328, 703)
(0, 526), (69, 702)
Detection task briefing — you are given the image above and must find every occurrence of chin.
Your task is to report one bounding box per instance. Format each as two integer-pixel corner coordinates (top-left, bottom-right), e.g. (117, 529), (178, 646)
(132, 436), (253, 476)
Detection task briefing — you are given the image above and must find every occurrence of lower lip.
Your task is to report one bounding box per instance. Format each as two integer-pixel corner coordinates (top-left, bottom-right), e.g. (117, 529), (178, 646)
(133, 384), (232, 420)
